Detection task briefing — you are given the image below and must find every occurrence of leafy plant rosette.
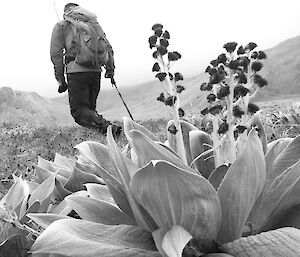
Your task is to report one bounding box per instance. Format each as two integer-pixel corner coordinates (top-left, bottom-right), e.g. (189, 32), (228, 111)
(21, 117), (300, 257)
(0, 24), (300, 257)
(0, 152), (104, 256)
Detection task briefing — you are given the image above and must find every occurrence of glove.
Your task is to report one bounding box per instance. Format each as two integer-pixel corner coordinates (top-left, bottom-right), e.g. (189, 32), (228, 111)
(57, 80), (68, 93)
(104, 69), (114, 79)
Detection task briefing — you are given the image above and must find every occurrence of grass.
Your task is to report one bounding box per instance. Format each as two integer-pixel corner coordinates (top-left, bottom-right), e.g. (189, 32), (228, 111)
(0, 102), (299, 196)
(0, 119), (168, 195)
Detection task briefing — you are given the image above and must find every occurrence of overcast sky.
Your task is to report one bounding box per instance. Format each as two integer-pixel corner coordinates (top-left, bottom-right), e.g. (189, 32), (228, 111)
(1, 0), (300, 98)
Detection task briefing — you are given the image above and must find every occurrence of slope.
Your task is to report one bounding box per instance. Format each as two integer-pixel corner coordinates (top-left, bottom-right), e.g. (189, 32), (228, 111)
(0, 87), (75, 127)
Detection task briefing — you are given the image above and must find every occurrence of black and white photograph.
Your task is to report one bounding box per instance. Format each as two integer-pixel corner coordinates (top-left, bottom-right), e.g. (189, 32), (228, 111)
(0, 1), (300, 256)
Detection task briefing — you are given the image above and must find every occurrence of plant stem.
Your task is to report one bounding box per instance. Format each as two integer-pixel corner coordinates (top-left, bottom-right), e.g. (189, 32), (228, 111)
(173, 100), (188, 165)
(158, 55), (187, 164)
(237, 60), (253, 155)
(226, 70), (237, 163)
(212, 116), (221, 167)
(1, 218), (40, 237)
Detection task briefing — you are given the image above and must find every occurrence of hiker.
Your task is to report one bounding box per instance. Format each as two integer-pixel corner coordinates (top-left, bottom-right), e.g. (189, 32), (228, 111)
(50, 2), (122, 136)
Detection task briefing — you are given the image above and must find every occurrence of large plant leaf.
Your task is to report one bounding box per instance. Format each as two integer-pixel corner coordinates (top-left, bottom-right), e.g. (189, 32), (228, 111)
(162, 226), (192, 257)
(37, 157), (71, 179)
(152, 229), (168, 257)
(190, 130), (215, 178)
(37, 156), (57, 172)
(249, 137), (295, 225)
(28, 173), (56, 212)
(27, 213), (71, 229)
(267, 135), (300, 183)
(49, 199), (72, 216)
(217, 129), (266, 244)
(0, 234), (31, 257)
(54, 178), (71, 201)
(49, 190), (88, 215)
(208, 164), (230, 191)
(266, 137), (292, 154)
(123, 117), (159, 145)
(107, 126), (157, 231)
(130, 130), (196, 173)
(268, 204), (300, 230)
(75, 161), (103, 177)
(63, 164), (104, 192)
(248, 114), (268, 154)
(75, 141), (134, 219)
(19, 202), (40, 223)
(30, 219), (160, 257)
(107, 126), (134, 185)
(75, 141), (118, 178)
(31, 253), (66, 257)
(156, 142), (182, 159)
(167, 120), (199, 165)
(253, 160), (300, 232)
(85, 183), (115, 205)
(203, 253), (233, 254)
(264, 137), (294, 186)
(34, 166), (67, 185)
(103, 184), (135, 220)
(1, 176), (28, 211)
(221, 227), (300, 257)
(27, 181), (39, 195)
(65, 195), (135, 225)
(53, 153), (76, 170)
(130, 160), (221, 242)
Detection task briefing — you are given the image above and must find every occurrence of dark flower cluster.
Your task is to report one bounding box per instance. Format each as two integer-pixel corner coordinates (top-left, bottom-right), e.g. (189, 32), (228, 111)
(149, 23), (182, 69)
(168, 124), (178, 135)
(149, 23), (186, 120)
(199, 41), (267, 135)
(234, 125), (248, 139)
(201, 42), (267, 89)
(253, 74), (268, 88)
(218, 122), (229, 134)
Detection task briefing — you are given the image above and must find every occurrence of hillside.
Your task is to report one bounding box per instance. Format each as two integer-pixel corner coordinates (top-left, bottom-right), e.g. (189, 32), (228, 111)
(262, 35), (300, 95)
(99, 73), (209, 120)
(0, 87), (75, 127)
(52, 72), (210, 121)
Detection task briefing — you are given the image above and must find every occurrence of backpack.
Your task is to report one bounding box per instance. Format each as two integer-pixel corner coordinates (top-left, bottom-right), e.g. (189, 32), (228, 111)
(64, 7), (110, 69)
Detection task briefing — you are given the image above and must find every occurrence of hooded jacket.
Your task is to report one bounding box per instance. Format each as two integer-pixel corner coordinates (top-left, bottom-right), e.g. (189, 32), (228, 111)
(50, 19), (115, 82)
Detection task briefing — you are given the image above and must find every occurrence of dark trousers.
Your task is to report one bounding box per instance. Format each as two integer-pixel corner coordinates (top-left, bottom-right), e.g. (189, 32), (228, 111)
(67, 72), (101, 126)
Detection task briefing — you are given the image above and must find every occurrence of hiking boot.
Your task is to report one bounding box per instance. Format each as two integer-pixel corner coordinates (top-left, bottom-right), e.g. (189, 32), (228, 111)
(93, 113), (111, 132)
(93, 113), (122, 137)
(75, 116), (99, 129)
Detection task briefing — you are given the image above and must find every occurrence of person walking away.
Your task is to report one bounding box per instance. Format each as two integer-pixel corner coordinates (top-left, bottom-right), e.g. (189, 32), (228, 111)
(50, 3), (122, 136)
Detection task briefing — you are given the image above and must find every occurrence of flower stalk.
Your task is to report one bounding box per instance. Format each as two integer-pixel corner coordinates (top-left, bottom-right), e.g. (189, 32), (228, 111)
(226, 68), (237, 163)
(201, 42), (268, 166)
(149, 24), (187, 164)
(211, 115), (221, 167)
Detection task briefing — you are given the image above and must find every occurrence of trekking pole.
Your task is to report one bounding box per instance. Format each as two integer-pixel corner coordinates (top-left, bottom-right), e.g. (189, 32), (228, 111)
(53, 2), (60, 21)
(110, 78), (135, 121)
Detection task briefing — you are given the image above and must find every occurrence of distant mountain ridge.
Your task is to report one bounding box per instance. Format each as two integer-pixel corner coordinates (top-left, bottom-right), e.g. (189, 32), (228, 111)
(1, 35), (300, 125)
(0, 87), (75, 127)
(262, 35), (300, 95)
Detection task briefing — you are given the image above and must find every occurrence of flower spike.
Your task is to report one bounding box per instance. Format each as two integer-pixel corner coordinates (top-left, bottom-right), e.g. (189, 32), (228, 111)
(223, 42), (238, 53)
(152, 23), (163, 31)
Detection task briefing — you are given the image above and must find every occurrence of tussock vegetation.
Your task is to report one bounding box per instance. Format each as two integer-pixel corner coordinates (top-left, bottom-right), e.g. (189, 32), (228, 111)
(0, 119), (167, 194)
(0, 105), (298, 196)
